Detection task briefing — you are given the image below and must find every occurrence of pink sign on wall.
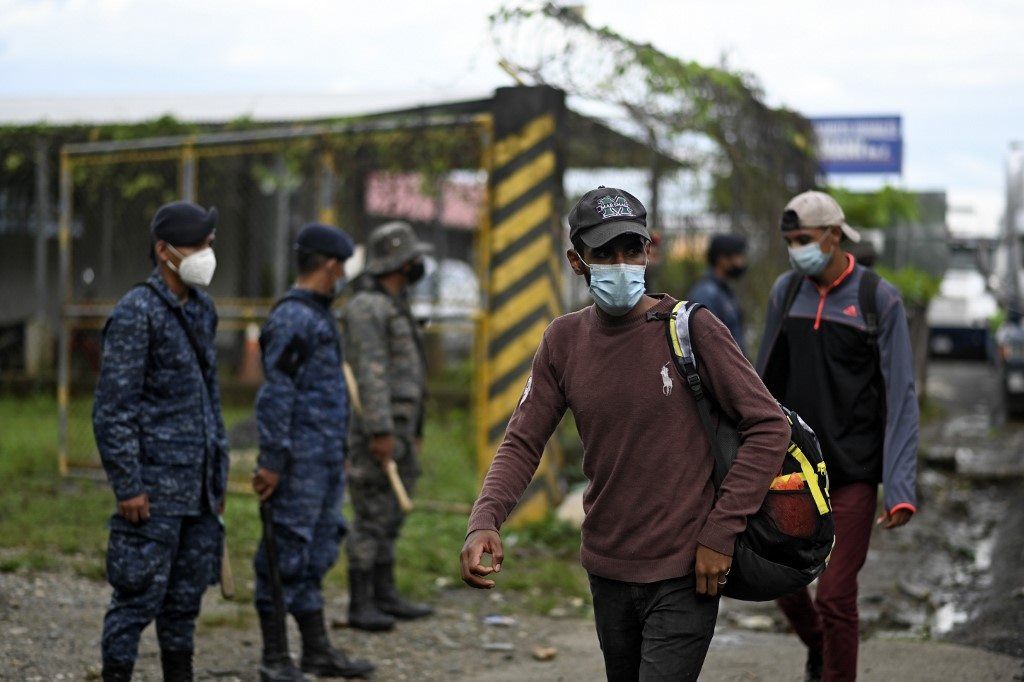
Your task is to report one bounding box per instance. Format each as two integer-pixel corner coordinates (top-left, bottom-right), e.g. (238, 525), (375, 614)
(365, 172), (483, 230)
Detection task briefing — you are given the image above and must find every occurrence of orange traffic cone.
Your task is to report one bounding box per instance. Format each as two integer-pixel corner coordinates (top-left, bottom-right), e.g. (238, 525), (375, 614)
(238, 322), (263, 385)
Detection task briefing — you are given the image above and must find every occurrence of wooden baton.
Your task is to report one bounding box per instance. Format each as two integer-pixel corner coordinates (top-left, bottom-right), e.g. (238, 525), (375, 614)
(384, 459), (414, 513)
(219, 519), (235, 599)
(344, 360), (414, 513)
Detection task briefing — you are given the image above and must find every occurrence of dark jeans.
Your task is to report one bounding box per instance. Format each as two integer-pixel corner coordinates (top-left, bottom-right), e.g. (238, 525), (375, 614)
(776, 482), (877, 682)
(589, 573), (719, 682)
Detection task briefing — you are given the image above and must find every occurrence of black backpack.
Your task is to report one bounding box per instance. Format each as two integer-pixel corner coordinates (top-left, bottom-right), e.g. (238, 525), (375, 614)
(658, 300), (836, 601)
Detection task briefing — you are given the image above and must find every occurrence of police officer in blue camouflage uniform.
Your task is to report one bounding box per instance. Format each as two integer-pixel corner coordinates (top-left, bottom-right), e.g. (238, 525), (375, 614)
(686, 233), (749, 354)
(343, 221), (434, 632)
(93, 202), (229, 682)
(252, 224), (374, 680)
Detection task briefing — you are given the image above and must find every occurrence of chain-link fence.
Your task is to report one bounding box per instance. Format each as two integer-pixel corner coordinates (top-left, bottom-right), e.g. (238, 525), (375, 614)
(58, 119), (488, 492)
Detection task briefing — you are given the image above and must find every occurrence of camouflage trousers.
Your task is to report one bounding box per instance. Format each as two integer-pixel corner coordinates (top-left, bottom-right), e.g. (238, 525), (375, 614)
(102, 513), (222, 663)
(346, 434), (421, 571)
(254, 460), (346, 615)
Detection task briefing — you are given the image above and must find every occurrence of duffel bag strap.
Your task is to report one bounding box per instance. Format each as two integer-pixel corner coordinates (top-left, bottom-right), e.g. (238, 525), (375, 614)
(661, 300), (732, 489)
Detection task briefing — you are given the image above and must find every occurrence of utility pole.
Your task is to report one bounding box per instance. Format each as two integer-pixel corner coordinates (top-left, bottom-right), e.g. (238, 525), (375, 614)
(1005, 143), (1023, 317)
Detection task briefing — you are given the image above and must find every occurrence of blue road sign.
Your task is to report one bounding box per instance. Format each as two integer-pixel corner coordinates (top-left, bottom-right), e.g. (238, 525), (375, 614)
(811, 116), (902, 174)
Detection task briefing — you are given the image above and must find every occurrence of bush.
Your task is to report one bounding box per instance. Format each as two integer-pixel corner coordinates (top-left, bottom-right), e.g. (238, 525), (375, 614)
(876, 265), (941, 307)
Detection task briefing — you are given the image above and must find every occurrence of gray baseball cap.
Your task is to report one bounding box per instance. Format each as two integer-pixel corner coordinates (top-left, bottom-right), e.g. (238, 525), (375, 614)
(364, 221), (433, 275)
(781, 191), (861, 243)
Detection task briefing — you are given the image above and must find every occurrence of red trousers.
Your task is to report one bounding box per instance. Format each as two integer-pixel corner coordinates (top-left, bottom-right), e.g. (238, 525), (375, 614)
(777, 482), (877, 682)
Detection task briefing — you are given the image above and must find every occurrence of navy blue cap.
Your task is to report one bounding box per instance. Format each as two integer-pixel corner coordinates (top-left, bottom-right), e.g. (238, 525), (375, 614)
(707, 234), (747, 264)
(294, 223), (354, 261)
(150, 201), (218, 247)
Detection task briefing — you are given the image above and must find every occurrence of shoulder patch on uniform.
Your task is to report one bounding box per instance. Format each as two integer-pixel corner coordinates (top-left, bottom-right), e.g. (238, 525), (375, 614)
(275, 333), (311, 378)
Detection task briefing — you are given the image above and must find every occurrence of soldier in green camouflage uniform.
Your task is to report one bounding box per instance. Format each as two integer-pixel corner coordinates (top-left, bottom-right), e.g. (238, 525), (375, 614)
(342, 221), (435, 631)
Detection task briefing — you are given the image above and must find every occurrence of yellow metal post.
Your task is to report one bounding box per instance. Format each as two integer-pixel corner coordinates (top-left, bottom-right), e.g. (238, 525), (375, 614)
(57, 152), (72, 476)
(179, 143), (197, 201)
(318, 145), (337, 225)
(474, 116), (495, 477)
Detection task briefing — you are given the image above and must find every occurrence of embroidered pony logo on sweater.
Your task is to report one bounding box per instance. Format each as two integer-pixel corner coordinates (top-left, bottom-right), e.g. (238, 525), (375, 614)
(660, 363), (674, 396)
(519, 375), (533, 406)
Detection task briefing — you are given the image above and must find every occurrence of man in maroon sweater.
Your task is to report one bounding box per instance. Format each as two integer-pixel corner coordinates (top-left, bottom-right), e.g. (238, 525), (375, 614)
(460, 187), (791, 681)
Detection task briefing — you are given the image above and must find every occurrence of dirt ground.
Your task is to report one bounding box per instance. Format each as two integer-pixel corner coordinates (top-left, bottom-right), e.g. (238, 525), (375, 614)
(2, 361), (1023, 681)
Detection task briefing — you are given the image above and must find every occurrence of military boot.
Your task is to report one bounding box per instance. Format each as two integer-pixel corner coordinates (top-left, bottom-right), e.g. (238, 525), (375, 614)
(373, 562), (433, 620)
(101, 659), (133, 682)
(257, 610), (304, 682)
(294, 610), (375, 678)
(347, 568), (395, 632)
(160, 650), (193, 682)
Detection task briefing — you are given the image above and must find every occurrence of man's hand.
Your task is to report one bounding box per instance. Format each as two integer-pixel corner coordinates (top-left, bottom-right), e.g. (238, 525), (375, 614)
(252, 468), (280, 504)
(460, 529), (504, 589)
(877, 508), (913, 529)
(118, 493), (150, 524)
(695, 543), (732, 597)
(370, 434), (396, 464)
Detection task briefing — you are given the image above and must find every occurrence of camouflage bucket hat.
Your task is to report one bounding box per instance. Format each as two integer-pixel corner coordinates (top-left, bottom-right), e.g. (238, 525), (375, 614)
(364, 221), (433, 275)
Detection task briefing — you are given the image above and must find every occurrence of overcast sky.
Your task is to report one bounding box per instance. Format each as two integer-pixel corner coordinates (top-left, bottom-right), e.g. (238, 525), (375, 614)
(2, 0), (1020, 233)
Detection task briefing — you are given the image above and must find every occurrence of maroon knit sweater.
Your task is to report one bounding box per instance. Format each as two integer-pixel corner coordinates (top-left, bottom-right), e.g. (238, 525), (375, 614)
(467, 295), (790, 583)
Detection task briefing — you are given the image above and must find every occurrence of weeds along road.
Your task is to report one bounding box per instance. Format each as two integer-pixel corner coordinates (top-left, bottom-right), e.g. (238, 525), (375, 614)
(1, 360), (1022, 680)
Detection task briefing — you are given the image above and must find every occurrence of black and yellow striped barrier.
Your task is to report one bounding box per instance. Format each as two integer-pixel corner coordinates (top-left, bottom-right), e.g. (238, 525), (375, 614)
(475, 87), (566, 524)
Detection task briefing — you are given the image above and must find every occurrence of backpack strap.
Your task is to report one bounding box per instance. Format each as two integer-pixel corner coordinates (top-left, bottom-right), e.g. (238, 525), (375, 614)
(780, 271), (804, 320)
(661, 300), (733, 489)
(858, 268), (881, 345)
(271, 293), (343, 352)
(138, 282), (212, 378)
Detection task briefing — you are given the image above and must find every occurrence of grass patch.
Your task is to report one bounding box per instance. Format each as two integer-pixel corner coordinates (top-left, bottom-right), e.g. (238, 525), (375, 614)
(198, 605), (257, 631)
(0, 395), (589, 615)
(0, 549), (61, 573)
(919, 397), (945, 425)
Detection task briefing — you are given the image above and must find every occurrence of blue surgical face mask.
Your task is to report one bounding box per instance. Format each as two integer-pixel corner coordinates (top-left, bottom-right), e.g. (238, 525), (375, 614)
(788, 234), (831, 276)
(580, 256), (648, 316)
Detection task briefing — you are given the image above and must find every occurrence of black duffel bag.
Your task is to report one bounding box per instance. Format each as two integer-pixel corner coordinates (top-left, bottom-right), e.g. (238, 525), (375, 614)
(655, 300), (836, 601)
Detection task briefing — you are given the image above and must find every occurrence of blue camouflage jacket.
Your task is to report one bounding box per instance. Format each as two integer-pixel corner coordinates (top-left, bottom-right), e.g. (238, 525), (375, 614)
(255, 288), (349, 472)
(93, 269), (229, 516)
(686, 270), (746, 354)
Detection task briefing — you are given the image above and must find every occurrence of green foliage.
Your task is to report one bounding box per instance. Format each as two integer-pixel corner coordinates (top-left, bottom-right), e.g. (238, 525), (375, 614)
(828, 186), (921, 229)
(989, 309), (1006, 334)
(0, 397), (589, 614)
(876, 265), (941, 306)
(492, 2), (819, 330)
(652, 254), (705, 300)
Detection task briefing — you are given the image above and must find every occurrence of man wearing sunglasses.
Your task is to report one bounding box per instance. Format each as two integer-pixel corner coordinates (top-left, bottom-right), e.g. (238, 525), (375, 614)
(757, 190), (918, 682)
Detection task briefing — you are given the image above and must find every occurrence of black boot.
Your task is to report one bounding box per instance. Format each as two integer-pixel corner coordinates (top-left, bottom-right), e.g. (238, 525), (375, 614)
(804, 646), (824, 682)
(373, 562), (433, 620)
(295, 610), (375, 678)
(258, 610), (304, 682)
(101, 659), (133, 682)
(347, 568), (395, 632)
(160, 650), (193, 682)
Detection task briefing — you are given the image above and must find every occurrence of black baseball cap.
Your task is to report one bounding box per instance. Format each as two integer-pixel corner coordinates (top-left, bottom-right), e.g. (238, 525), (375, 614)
(568, 186), (650, 248)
